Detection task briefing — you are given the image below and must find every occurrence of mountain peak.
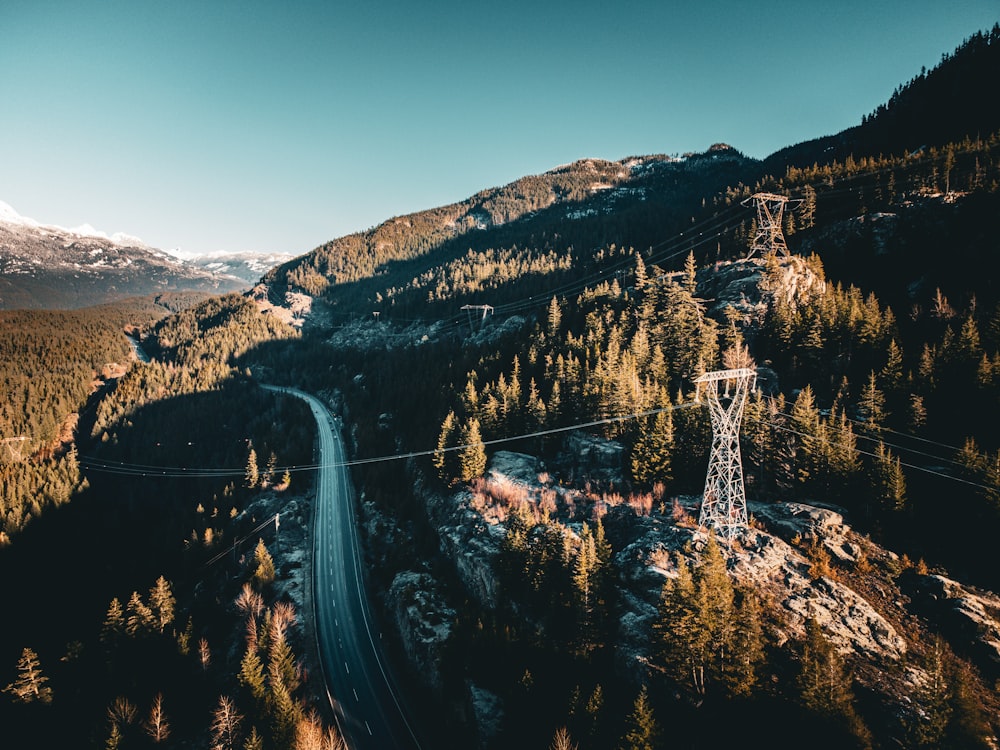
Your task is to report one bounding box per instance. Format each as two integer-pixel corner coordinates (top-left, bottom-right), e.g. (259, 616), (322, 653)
(0, 200), (40, 229)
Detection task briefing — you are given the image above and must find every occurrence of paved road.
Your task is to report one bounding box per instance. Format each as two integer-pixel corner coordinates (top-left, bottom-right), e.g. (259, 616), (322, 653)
(262, 385), (422, 750)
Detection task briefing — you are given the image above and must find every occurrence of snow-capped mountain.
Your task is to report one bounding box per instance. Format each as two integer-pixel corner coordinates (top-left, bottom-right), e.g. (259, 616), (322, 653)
(0, 201), (246, 309)
(179, 250), (297, 284)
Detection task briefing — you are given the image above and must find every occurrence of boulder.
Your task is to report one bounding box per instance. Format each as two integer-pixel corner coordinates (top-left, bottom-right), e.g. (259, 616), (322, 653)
(560, 432), (624, 483)
(487, 451), (541, 486)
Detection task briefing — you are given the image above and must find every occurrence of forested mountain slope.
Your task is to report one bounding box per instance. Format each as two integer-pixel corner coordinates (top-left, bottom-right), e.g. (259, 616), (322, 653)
(764, 24), (1000, 175)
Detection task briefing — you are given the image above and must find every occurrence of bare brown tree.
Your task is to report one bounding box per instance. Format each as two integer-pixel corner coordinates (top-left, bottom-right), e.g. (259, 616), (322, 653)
(142, 692), (171, 743)
(235, 582), (264, 619)
(293, 709), (346, 750)
(209, 695), (243, 750)
(550, 726), (578, 750)
(107, 695), (137, 728)
(198, 637), (211, 671)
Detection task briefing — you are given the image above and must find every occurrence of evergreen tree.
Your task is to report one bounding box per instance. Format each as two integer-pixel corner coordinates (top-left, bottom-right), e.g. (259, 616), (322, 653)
(785, 385), (822, 492)
(796, 620), (870, 745)
(458, 417), (487, 482)
(903, 639), (952, 749)
(858, 371), (887, 431)
(148, 576), (176, 634)
(620, 685), (659, 750)
(801, 184), (817, 228)
(548, 296), (563, 337)
(253, 538), (276, 588)
(571, 524), (602, 654)
(101, 597), (125, 646)
(3, 646), (53, 704)
(630, 406), (674, 485)
(871, 441), (907, 514)
(433, 409), (457, 482)
(725, 587), (766, 697)
(879, 339), (904, 392)
(697, 534), (735, 687)
(243, 727), (264, 750)
(550, 726), (578, 750)
(585, 684), (604, 739)
(105, 723), (123, 750)
(239, 645), (267, 701)
(653, 555), (706, 696)
(245, 444), (260, 489)
(125, 590), (155, 637)
(634, 253), (648, 292)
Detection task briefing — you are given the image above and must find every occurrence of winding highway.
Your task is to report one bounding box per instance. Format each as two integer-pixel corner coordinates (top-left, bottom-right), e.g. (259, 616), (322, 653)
(262, 385), (422, 750)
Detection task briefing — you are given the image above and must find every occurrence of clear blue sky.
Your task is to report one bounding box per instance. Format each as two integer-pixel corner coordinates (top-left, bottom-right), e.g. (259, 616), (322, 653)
(1, 1), (997, 256)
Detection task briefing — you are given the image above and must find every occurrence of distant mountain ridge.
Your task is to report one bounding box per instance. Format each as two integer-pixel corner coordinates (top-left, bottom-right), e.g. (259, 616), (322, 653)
(0, 201), (247, 309)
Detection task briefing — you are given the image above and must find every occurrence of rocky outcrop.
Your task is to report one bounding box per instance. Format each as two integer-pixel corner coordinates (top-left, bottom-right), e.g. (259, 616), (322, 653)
(486, 450), (541, 486)
(753, 501), (867, 564)
(559, 432), (624, 484)
(614, 499), (907, 676)
(421, 476), (503, 610)
(903, 572), (1000, 678)
(466, 682), (503, 750)
(698, 256), (826, 332)
(386, 571), (457, 695)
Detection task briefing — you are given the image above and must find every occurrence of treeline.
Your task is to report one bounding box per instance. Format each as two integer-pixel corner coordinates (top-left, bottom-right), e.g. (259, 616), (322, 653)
(0, 300), (166, 445)
(0, 298), (168, 542)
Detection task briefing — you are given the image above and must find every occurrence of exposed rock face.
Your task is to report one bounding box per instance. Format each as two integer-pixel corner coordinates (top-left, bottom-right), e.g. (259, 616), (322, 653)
(753, 501), (866, 564)
(241, 492), (309, 612)
(559, 432), (624, 483)
(614, 498), (907, 677)
(421, 475), (503, 610)
(699, 255), (826, 332)
(466, 683), (503, 750)
(386, 571), (457, 695)
(903, 573), (1000, 678)
(486, 451), (541, 486)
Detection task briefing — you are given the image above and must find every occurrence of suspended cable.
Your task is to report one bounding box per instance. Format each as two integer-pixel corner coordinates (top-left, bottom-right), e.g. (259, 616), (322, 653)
(77, 402), (697, 479)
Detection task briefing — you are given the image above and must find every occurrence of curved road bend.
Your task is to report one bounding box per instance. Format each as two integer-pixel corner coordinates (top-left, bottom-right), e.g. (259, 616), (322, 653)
(261, 385), (422, 750)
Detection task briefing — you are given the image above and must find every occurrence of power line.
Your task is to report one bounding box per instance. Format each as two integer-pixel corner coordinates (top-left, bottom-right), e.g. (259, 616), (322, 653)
(756, 412), (995, 493)
(77, 402), (698, 480)
(203, 513), (279, 567)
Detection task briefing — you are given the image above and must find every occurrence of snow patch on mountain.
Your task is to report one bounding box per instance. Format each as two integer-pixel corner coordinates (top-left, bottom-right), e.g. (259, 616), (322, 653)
(0, 200), (148, 248)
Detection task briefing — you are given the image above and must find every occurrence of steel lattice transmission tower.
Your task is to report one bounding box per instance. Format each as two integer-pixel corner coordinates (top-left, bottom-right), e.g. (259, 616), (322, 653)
(461, 304), (494, 333)
(695, 368), (756, 540)
(743, 192), (791, 258)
